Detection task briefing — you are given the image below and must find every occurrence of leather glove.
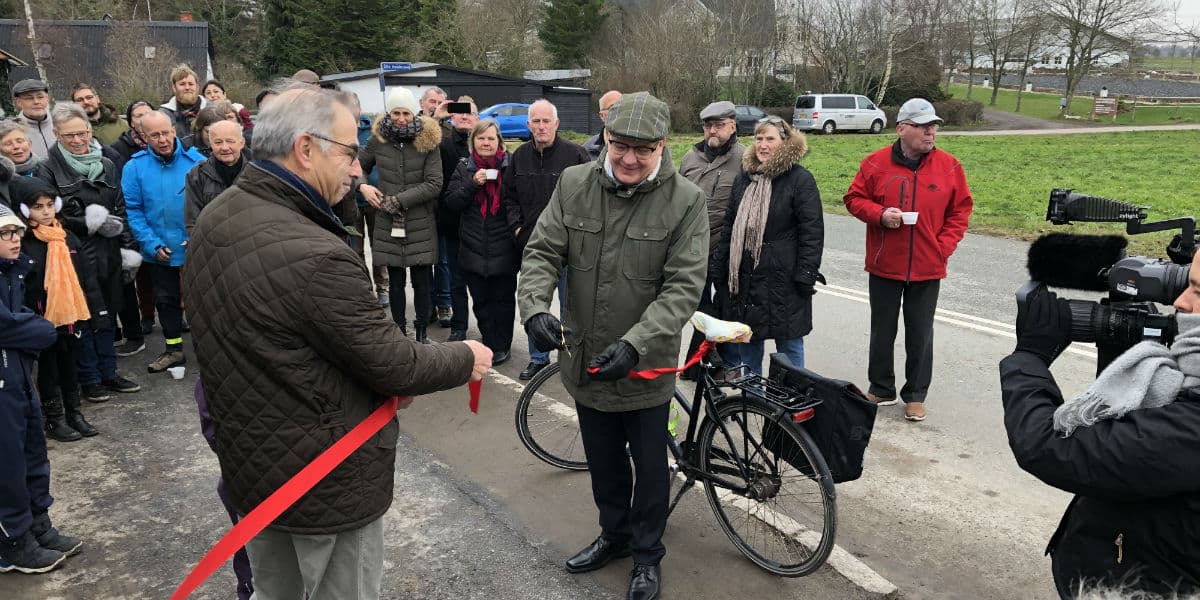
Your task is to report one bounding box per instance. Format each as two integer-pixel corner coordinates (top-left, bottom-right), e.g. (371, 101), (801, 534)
(525, 312), (569, 353)
(587, 340), (639, 381)
(97, 215), (124, 238)
(1015, 283), (1073, 365)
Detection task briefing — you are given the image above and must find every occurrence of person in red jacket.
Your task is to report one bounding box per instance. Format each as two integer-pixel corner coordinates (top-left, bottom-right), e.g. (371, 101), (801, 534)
(842, 98), (973, 422)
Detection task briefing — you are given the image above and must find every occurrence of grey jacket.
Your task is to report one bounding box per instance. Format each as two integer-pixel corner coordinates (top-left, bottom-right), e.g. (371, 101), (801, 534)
(358, 115), (443, 267)
(679, 139), (745, 251)
(14, 112), (55, 159)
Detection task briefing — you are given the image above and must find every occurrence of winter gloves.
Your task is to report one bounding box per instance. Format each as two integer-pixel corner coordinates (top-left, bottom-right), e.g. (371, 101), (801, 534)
(588, 340), (640, 381)
(525, 312), (568, 353)
(1015, 283), (1073, 365)
(84, 204), (124, 238)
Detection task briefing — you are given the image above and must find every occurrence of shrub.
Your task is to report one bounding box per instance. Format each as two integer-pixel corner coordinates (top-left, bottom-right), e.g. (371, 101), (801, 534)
(881, 99), (983, 127)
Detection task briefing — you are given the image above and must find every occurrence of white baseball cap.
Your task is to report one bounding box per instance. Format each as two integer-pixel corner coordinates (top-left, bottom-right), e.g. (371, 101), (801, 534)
(896, 98), (943, 125)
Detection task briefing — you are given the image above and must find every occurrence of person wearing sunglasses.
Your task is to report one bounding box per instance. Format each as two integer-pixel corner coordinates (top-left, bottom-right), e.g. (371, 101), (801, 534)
(519, 91), (708, 600)
(843, 97), (974, 422)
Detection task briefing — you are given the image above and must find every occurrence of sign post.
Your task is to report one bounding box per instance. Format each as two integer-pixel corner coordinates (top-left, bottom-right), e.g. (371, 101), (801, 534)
(378, 61), (414, 94)
(1091, 96), (1118, 123)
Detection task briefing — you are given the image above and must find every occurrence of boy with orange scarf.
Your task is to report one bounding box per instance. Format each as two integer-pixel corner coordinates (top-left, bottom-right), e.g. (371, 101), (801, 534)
(15, 177), (109, 442)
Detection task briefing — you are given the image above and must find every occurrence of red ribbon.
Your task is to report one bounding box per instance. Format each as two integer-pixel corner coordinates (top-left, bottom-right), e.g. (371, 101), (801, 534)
(469, 379), (482, 413)
(170, 395), (405, 600)
(586, 340), (713, 380)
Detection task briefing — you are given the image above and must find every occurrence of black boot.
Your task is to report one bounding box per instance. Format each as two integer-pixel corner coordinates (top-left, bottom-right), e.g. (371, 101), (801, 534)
(63, 390), (97, 437)
(42, 390), (81, 443)
(415, 325), (430, 344)
(0, 530), (65, 574)
(30, 512), (82, 557)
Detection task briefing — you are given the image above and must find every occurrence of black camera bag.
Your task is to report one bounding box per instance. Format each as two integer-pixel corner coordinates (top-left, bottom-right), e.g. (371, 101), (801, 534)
(762, 353), (878, 483)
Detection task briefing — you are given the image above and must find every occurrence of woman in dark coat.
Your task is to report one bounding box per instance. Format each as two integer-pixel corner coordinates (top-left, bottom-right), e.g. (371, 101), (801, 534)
(443, 119), (517, 364)
(713, 116), (824, 374)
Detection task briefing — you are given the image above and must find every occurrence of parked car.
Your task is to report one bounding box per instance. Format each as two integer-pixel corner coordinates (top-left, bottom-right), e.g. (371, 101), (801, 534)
(478, 103), (531, 140)
(734, 104), (769, 135)
(792, 94), (887, 134)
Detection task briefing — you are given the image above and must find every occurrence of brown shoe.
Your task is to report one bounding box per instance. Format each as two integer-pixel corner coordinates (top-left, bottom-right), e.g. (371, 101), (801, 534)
(147, 351), (186, 373)
(904, 402), (926, 421)
(867, 392), (898, 406)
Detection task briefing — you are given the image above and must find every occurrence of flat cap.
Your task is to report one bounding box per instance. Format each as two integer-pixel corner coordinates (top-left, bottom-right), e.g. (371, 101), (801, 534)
(12, 79), (48, 96)
(699, 100), (735, 121)
(291, 69), (320, 85)
(604, 91), (670, 142)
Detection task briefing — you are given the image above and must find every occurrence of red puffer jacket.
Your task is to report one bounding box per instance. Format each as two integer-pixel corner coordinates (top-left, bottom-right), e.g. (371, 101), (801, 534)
(843, 143), (973, 282)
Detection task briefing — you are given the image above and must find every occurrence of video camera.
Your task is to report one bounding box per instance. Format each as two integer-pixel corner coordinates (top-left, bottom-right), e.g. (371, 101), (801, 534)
(1018, 190), (1196, 373)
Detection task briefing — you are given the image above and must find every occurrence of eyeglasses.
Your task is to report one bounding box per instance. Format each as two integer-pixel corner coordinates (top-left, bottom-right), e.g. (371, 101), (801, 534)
(74, 94), (98, 103)
(58, 130), (91, 140)
(608, 140), (658, 159)
(0, 228), (25, 241)
(702, 119), (734, 130)
(756, 115), (791, 137)
(901, 121), (939, 131)
(308, 132), (360, 159)
(145, 131), (174, 141)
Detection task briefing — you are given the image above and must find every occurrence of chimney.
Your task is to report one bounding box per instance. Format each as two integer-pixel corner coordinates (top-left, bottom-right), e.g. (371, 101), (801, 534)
(179, 11), (193, 22)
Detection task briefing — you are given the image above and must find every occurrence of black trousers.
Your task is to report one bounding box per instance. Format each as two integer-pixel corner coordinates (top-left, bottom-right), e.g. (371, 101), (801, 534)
(146, 263), (184, 350)
(387, 265), (433, 329)
(575, 401), (670, 566)
(867, 274), (940, 403)
(35, 331), (81, 419)
(462, 271), (516, 353)
(117, 281), (143, 343)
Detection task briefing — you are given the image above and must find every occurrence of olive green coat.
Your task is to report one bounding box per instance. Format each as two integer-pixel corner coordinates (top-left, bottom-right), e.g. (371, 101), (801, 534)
(518, 149), (708, 412)
(358, 115), (442, 267)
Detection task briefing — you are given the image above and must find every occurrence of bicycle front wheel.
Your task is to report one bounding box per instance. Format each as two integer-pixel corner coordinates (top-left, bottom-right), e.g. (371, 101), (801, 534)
(514, 362), (589, 471)
(696, 395), (837, 577)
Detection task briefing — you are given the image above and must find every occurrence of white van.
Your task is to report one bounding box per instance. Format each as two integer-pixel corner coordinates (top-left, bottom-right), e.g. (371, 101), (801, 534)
(792, 94), (887, 134)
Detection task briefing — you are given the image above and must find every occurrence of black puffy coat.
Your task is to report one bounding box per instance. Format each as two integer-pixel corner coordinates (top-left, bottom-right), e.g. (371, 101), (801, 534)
(33, 145), (132, 313)
(713, 136), (823, 341)
(501, 137), (590, 250)
(0, 255), (57, 409)
(437, 128), (471, 238)
(21, 225), (111, 331)
(1000, 351), (1200, 598)
(444, 155), (519, 278)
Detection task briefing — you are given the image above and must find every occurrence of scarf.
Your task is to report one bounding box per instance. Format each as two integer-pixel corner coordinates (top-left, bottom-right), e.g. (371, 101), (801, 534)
(1053, 313), (1200, 436)
(14, 155), (40, 175)
(702, 135), (737, 162)
(31, 221), (91, 328)
(59, 144), (104, 181)
(214, 155), (245, 188)
(377, 115), (424, 145)
(727, 132), (808, 295)
(471, 149), (505, 219)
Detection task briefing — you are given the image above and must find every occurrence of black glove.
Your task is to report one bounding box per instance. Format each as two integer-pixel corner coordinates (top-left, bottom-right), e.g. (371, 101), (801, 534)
(525, 312), (570, 353)
(587, 340), (639, 381)
(1015, 283), (1073, 365)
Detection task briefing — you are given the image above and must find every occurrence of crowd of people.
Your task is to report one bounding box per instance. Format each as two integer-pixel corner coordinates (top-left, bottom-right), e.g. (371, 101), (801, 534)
(0, 58), (1193, 600)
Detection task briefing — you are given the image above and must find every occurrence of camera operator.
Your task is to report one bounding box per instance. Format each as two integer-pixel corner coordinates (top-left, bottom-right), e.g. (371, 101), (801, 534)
(1000, 260), (1200, 598)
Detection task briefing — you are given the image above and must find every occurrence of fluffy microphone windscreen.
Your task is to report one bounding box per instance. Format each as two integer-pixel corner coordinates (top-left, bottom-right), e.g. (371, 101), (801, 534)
(1026, 233), (1127, 291)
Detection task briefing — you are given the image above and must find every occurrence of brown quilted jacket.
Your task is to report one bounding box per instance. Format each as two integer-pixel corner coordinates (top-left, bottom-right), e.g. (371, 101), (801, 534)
(184, 162), (475, 534)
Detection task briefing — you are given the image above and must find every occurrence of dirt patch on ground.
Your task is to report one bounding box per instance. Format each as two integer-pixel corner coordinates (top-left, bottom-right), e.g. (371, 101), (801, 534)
(974, 107), (1088, 130)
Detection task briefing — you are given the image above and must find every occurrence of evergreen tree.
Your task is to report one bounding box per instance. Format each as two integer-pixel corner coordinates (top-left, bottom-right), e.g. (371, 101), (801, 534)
(417, 0), (462, 65)
(257, 0), (419, 80)
(539, 0), (606, 68)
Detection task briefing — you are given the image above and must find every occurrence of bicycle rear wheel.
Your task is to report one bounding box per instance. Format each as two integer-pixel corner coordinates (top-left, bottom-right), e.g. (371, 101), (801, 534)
(514, 362), (589, 471)
(696, 395), (836, 577)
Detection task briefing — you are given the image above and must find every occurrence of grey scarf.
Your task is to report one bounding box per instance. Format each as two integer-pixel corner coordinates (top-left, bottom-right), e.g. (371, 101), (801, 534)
(727, 173), (772, 295)
(1053, 312), (1200, 435)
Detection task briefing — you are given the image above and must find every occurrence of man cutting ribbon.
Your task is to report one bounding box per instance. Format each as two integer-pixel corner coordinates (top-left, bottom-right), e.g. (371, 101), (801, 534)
(182, 83), (491, 600)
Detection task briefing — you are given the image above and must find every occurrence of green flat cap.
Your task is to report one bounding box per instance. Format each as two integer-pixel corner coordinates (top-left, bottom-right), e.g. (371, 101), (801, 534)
(604, 91), (670, 142)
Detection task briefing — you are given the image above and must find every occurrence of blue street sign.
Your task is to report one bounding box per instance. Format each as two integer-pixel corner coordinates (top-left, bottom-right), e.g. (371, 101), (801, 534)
(380, 62), (413, 73)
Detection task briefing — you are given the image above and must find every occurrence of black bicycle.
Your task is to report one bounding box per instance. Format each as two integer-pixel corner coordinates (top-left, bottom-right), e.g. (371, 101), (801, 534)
(515, 333), (837, 577)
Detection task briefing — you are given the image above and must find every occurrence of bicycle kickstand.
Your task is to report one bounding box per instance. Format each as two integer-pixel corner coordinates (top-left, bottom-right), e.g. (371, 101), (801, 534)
(667, 473), (696, 517)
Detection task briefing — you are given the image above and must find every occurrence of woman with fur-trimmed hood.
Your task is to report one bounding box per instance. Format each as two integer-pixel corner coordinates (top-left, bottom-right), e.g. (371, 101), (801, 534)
(356, 87), (443, 342)
(713, 116), (824, 374)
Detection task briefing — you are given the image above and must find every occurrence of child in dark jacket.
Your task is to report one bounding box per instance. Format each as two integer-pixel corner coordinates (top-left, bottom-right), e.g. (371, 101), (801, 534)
(0, 201), (83, 574)
(14, 176), (109, 442)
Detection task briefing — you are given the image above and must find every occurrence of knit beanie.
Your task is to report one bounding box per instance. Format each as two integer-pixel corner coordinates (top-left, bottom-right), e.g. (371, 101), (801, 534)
(9, 176), (58, 217)
(0, 203), (25, 231)
(385, 87), (419, 115)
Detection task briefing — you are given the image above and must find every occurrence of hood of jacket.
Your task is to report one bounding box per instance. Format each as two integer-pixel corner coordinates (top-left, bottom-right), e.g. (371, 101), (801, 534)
(161, 96), (208, 113)
(371, 114), (442, 153)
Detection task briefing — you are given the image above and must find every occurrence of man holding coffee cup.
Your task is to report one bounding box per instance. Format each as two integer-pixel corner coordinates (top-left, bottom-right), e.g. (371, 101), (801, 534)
(842, 97), (973, 422)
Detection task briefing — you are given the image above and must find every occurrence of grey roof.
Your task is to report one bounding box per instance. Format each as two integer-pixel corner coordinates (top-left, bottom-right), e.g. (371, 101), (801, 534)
(0, 19), (210, 99)
(524, 69), (592, 81)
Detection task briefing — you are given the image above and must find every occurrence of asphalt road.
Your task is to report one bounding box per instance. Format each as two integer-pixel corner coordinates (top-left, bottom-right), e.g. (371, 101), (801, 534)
(7, 213), (1119, 599)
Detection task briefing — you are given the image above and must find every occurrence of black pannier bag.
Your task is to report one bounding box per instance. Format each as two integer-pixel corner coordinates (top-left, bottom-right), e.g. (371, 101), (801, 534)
(762, 353), (878, 483)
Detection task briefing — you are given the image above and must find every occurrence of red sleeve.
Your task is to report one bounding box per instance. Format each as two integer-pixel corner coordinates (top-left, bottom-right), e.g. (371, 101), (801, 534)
(937, 159), (973, 259)
(843, 154), (884, 226)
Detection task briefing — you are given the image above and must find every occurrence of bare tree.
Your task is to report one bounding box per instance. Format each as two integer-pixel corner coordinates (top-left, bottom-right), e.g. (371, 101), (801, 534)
(455, 0), (546, 76)
(874, 0), (925, 104)
(1013, 11), (1048, 111)
(104, 22), (182, 110)
(977, 0), (1028, 105)
(1043, 0), (1164, 111)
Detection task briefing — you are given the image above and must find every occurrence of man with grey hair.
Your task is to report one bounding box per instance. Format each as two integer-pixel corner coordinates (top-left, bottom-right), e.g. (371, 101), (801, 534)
(502, 98), (590, 380)
(583, 90), (621, 160)
(123, 109), (205, 373)
(184, 85), (492, 600)
(184, 119), (249, 234)
(420, 86), (448, 120)
(11, 79), (55, 159)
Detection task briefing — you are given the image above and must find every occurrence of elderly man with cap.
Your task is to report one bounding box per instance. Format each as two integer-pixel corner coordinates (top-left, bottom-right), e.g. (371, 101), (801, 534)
(678, 100), (744, 378)
(843, 97), (973, 422)
(518, 91), (707, 600)
(582, 90), (621, 160)
(11, 80), (55, 159)
(291, 69), (321, 86)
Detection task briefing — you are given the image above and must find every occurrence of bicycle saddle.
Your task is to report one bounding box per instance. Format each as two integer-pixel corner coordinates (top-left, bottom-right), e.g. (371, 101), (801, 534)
(690, 312), (753, 343)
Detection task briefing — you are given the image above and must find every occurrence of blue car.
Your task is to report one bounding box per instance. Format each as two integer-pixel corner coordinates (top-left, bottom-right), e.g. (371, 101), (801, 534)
(478, 103), (531, 140)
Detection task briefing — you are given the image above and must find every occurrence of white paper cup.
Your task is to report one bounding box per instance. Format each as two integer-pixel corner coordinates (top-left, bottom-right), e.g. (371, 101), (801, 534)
(484, 169), (499, 180)
(168, 366), (186, 380)
(901, 211), (919, 225)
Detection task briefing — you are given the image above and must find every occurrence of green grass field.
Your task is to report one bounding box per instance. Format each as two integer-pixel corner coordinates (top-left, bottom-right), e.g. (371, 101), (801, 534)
(949, 83), (1200, 125)
(1138, 56), (1200, 72)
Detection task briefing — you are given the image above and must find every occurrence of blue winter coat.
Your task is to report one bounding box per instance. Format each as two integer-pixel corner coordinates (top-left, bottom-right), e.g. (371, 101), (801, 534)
(0, 255), (57, 403)
(122, 140), (205, 267)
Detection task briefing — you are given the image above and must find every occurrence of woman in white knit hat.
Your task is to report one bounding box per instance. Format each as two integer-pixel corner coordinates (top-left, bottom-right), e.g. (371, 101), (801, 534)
(357, 87), (443, 342)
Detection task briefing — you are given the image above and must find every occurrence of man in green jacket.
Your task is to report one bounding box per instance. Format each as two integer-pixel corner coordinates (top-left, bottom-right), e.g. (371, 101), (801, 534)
(518, 92), (707, 600)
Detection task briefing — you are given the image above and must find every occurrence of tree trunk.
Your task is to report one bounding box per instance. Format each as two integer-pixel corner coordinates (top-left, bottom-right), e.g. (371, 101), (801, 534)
(23, 0), (48, 84)
(875, 12), (896, 105)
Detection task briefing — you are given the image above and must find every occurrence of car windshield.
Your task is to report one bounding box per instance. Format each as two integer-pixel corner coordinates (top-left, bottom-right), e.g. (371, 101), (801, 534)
(480, 104), (504, 115)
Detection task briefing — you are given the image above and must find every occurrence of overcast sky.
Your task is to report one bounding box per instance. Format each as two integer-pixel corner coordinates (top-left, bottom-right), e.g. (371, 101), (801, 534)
(1173, 0), (1200, 21)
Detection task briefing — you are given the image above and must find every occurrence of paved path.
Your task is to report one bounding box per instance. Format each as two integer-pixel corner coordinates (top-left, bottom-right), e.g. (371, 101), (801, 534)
(944, 121), (1200, 136)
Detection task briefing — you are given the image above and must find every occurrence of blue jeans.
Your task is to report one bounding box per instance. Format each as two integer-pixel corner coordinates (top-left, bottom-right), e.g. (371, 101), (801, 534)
(726, 337), (805, 375)
(76, 325), (118, 384)
(528, 273), (568, 365)
(434, 236), (452, 308)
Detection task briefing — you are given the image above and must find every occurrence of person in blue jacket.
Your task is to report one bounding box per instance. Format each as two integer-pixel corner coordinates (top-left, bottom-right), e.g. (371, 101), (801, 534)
(0, 203), (84, 574)
(122, 109), (204, 374)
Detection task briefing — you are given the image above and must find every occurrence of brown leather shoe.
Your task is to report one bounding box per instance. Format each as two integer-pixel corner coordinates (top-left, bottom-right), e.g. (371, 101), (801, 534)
(867, 392), (898, 406)
(904, 402), (926, 421)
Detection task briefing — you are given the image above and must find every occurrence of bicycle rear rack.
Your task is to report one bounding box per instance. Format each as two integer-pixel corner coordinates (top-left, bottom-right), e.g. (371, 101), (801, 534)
(720, 371), (823, 413)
